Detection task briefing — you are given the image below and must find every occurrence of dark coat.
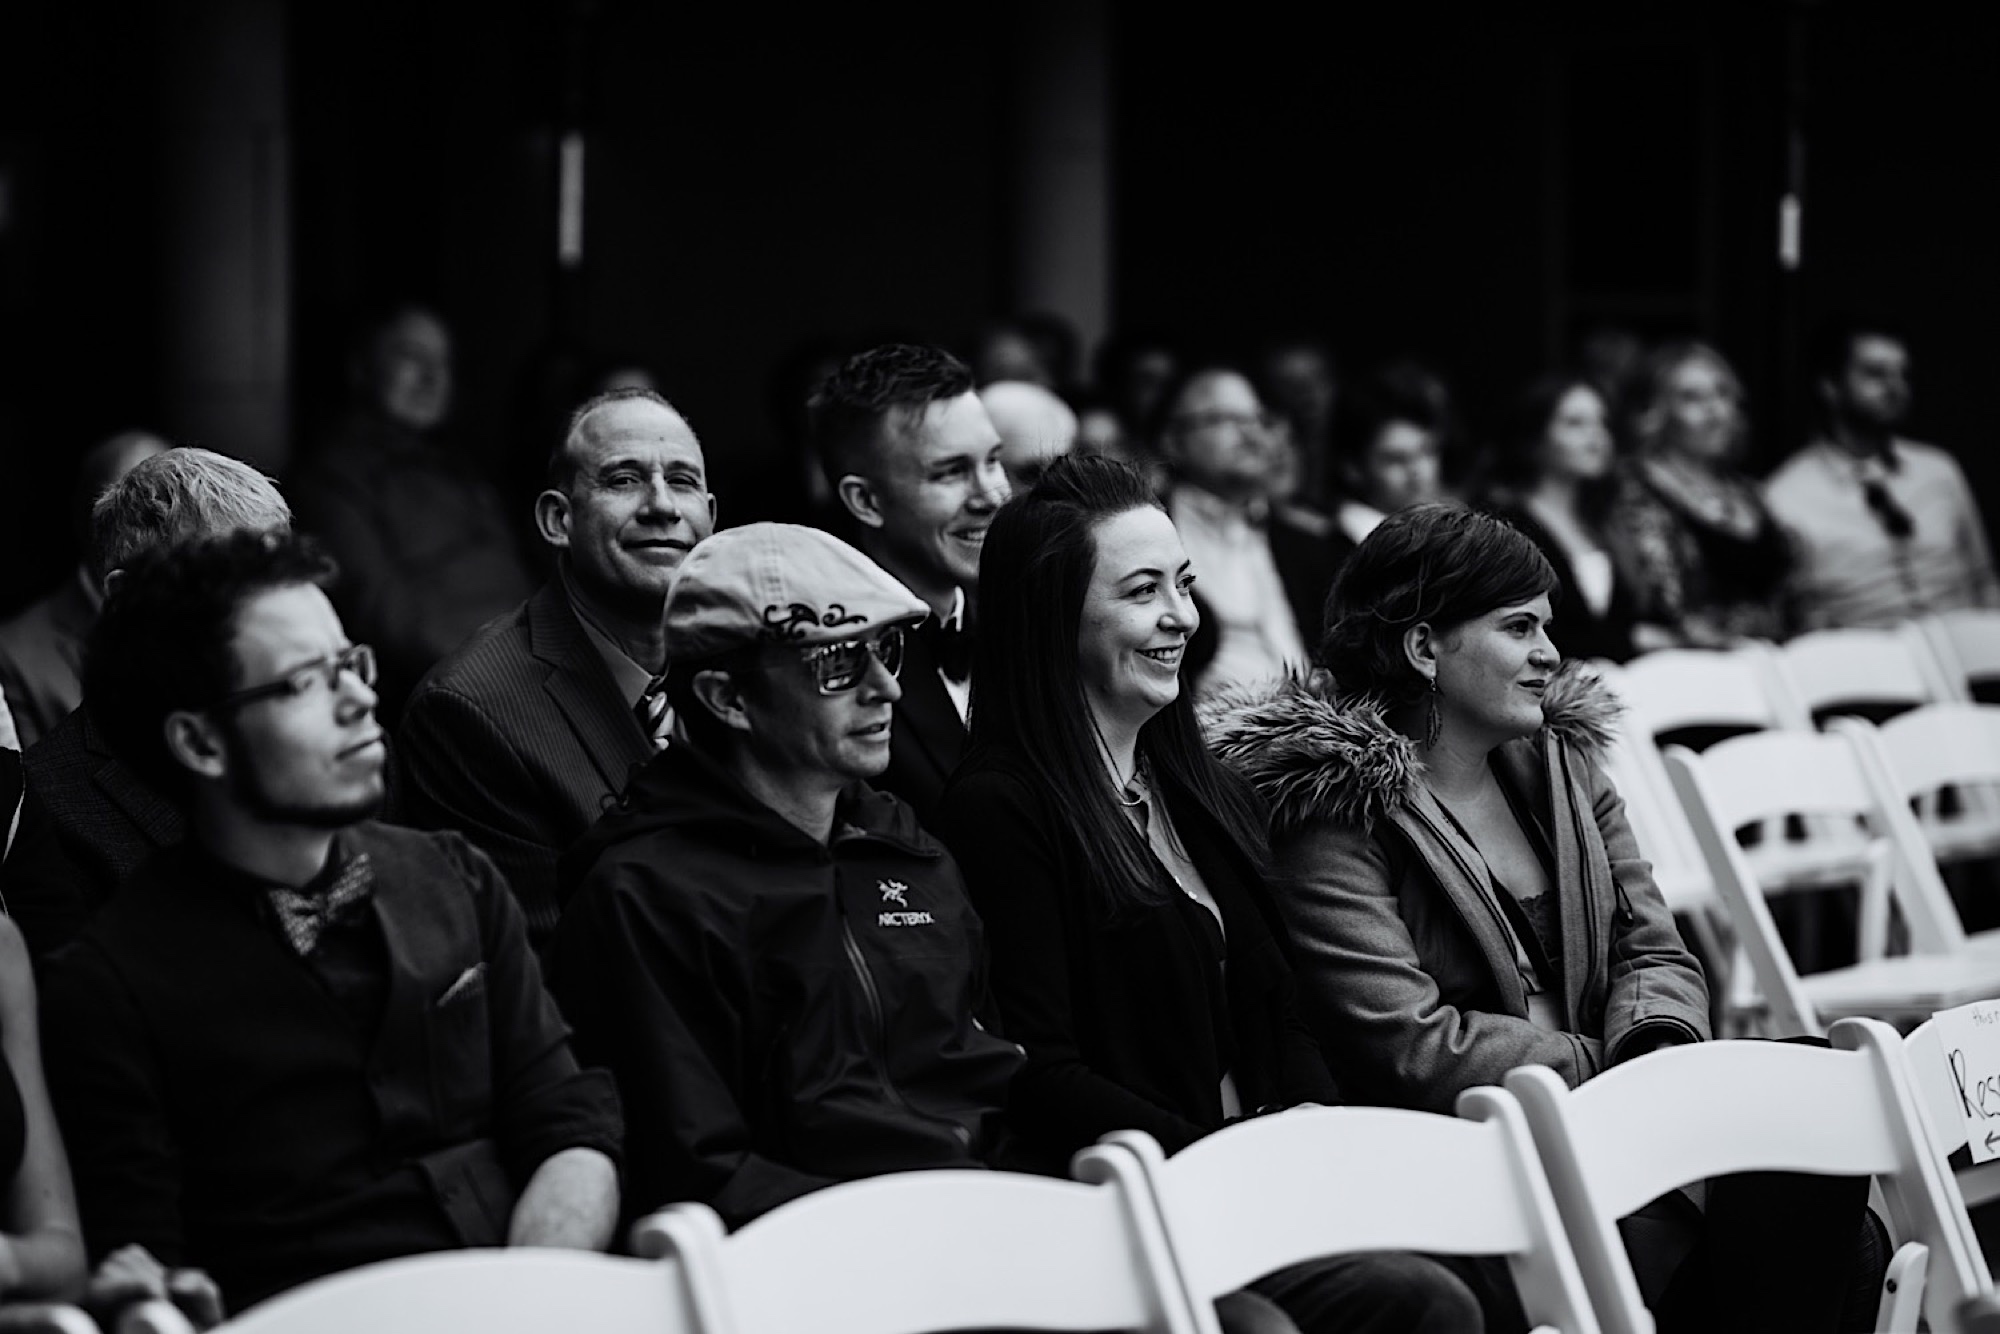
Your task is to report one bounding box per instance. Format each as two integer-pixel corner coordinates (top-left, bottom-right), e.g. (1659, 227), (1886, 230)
(1204, 667), (1710, 1114)
(22, 703), (184, 910)
(547, 744), (1022, 1227)
(934, 746), (1338, 1160)
(875, 614), (969, 823)
(1492, 501), (1642, 664)
(0, 572), (94, 749)
(40, 822), (621, 1312)
(396, 582), (654, 948)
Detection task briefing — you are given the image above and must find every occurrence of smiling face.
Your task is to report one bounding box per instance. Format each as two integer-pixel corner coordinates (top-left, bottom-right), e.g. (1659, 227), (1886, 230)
(545, 397), (715, 614)
(1541, 385), (1614, 482)
(737, 632), (905, 784)
(1429, 593), (1560, 747)
(868, 391), (1009, 595)
(1076, 506), (1199, 739)
(213, 584), (386, 827)
(1659, 355), (1740, 462)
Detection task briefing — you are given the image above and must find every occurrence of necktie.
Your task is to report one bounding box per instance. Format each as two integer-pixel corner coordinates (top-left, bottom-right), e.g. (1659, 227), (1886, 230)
(268, 852), (376, 956)
(926, 618), (973, 686)
(636, 676), (673, 749)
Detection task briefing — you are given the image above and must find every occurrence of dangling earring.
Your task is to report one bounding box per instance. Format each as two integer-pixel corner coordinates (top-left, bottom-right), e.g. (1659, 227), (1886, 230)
(1424, 677), (1443, 750)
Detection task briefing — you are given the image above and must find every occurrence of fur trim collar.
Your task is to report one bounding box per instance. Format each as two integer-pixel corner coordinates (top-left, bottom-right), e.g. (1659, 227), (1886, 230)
(1202, 662), (1623, 838)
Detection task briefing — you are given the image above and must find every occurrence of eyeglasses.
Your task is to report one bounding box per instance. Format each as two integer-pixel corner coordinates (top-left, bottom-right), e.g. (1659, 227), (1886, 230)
(211, 643), (378, 712)
(799, 626), (906, 695)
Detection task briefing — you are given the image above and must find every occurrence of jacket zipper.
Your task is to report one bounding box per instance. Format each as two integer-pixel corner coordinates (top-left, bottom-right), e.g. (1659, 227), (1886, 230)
(1412, 804), (1538, 1013)
(838, 919), (913, 1113)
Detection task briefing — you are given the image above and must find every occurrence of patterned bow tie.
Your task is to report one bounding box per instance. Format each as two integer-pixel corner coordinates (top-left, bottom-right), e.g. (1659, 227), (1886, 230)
(268, 852), (376, 956)
(636, 676), (673, 750)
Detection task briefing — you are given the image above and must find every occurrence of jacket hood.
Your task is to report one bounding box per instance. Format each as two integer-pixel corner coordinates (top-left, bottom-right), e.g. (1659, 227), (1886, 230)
(559, 743), (939, 892)
(1201, 662), (1623, 838)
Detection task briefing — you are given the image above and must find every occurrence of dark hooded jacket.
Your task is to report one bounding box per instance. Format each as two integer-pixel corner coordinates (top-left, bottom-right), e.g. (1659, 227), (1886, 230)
(545, 744), (1023, 1227)
(1204, 665), (1709, 1114)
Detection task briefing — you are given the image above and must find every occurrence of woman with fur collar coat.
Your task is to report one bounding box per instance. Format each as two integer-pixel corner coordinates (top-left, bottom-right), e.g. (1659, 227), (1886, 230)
(1207, 504), (1883, 1331)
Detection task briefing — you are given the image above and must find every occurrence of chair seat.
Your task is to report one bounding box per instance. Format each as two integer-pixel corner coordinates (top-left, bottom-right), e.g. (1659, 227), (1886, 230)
(1802, 952), (2000, 1019)
(1744, 835), (1875, 893)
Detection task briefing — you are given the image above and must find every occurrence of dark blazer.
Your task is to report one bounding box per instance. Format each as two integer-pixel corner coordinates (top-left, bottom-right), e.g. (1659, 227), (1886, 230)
(935, 745), (1337, 1160)
(396, 582), (654, 949)
(40, 822), (621, 1313)
(875, 616), (968, 824)
(21, 703), (185, 912)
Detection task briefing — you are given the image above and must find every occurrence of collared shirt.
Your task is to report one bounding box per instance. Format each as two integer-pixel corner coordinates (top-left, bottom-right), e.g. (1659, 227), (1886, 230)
(570, 599), (655, 710)
(1765, 438), (2000, 630)
(938, 587), (972, 726)
(1169, 485), (1308, 695)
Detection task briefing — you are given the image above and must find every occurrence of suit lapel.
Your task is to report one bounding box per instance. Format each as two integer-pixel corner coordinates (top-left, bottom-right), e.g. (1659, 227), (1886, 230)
(526, 585), (651, 797)
(893, 622), (968, 782)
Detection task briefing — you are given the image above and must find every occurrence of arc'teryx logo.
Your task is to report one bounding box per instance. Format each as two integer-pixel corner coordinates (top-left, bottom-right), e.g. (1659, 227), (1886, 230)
(876, 879), (933, 927)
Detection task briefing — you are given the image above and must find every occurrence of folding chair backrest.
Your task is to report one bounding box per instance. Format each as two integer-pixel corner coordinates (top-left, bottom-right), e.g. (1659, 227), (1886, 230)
(635, 1168), (1197, 1334)
(1868, 703), (2000, 797)
(216, 1250), (699, 1334)
(1616, 645), (1799, 741)
(1829, 714), (1978, 953)
(1505, 1021), (1989, 1334)
(1097, 1100), (1600, 1334)
(1595, 692), (1714, 915)
(1925, 610), (2000, 700)
(1663, 741), (1827, 1036)
(1774, 625), (1953, 723)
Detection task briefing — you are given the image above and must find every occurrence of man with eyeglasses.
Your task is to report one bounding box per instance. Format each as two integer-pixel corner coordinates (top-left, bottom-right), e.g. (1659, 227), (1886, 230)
(1156, 365), (1333, 695)
(41, 530), (623, 1324)
(1766, 318), (2000, 630)
(396, 387), (716, 950)
(546, 523), (1024, 1227)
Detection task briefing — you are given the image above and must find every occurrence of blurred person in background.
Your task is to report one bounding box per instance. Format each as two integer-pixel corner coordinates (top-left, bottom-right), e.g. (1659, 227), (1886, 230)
(0, 431), (168, 748)
(1484, 375), (1670, 663)
(1155, 366), (1333, 693)
(1256, 336), (1339, 518)
(1328, 362), (1449, 567)
(1611, 342), (1790, 646)
(979, 380), (1079, 491)
(292, 302), (532, 722)
(1766, 318), (2000, 630)
(968, 320), (1053, 389)
(1092, 331), (1181, 455)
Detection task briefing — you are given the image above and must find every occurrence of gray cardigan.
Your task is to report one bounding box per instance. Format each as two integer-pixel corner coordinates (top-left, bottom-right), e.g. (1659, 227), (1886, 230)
(1205, 666), (1710, 1114)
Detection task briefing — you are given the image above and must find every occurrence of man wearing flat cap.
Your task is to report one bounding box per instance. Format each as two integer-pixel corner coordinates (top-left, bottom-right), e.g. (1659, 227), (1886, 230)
(546, 523), (1025, 1227)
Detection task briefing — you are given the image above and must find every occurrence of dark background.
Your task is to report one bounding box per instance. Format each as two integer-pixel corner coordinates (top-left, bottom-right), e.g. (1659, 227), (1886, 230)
(2, 0), (1993, 614)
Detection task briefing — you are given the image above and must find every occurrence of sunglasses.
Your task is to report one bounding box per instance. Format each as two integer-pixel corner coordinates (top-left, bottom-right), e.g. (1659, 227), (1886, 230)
(798, 626), (907, 695)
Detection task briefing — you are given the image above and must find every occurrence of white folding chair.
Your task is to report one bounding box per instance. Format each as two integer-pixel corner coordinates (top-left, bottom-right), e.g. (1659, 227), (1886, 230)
(1663, 731), (2000, 1036)
(1858, 701), (2000, 869)
(1096, 1099), (1601, 1334)
(1505, 1019), (1991, 1334)
(1771, 624), (1956, 725)
(213, 1249), (699, 1334)
(1903, 1017), (2000, 1214)
(635, 1164), (1200, 1334)
(1923, 609), (2000, 701)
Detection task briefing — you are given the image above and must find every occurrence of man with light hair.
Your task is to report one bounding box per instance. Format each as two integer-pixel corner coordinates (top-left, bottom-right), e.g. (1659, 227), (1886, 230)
(978, 379), (1079, 492)
(22, 446), (292, 921)
(0, 430), (169, 747)
(397, 387), (716, 948)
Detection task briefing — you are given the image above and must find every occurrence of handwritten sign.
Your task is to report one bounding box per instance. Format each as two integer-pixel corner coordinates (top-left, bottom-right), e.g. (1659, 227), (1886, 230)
(1932, 999), (2000, 1164)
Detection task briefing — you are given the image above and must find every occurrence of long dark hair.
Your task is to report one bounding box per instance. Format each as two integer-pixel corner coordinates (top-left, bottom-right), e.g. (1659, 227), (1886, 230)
(971, 452), (1272, 917)
(1493, 373), (1618, 524)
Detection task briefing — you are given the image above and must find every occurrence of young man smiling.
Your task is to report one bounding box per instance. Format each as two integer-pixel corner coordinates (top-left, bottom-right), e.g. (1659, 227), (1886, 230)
(809, 344), (1009, 819)
(547, 523), (1023, 1227)
(396, 387), (717, 947)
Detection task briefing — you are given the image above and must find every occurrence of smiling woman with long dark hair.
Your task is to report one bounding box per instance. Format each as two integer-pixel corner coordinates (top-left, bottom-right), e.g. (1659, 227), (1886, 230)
(1206, 502), (1883, 1332)
(935, 453), (1482, 1334)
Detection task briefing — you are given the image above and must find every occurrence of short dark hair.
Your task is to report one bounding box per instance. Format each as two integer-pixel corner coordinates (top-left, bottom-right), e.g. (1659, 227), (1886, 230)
(1318, 503), (1557, 704)
(1142, 362), (1254, 453)
(1337, 361), (1452, 466)
(808, 344), (974, 489)
(1808, 314), (1909, 386)
(84, 530), (339, 797)
(971, 452), (1272, 917)
(547, 386), (686, 492)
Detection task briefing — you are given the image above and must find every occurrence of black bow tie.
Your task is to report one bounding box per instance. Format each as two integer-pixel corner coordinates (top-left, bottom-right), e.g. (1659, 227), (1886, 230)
(925, 617), (973, 685)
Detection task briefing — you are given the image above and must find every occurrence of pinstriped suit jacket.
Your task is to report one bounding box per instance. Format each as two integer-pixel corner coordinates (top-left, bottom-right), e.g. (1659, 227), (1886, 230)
(395, 582), (652, 949)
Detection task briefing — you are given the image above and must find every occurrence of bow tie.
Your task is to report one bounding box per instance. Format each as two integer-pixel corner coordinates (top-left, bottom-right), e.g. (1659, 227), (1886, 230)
(268, 852), (376, 956)
(924, 617), (973, 685)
